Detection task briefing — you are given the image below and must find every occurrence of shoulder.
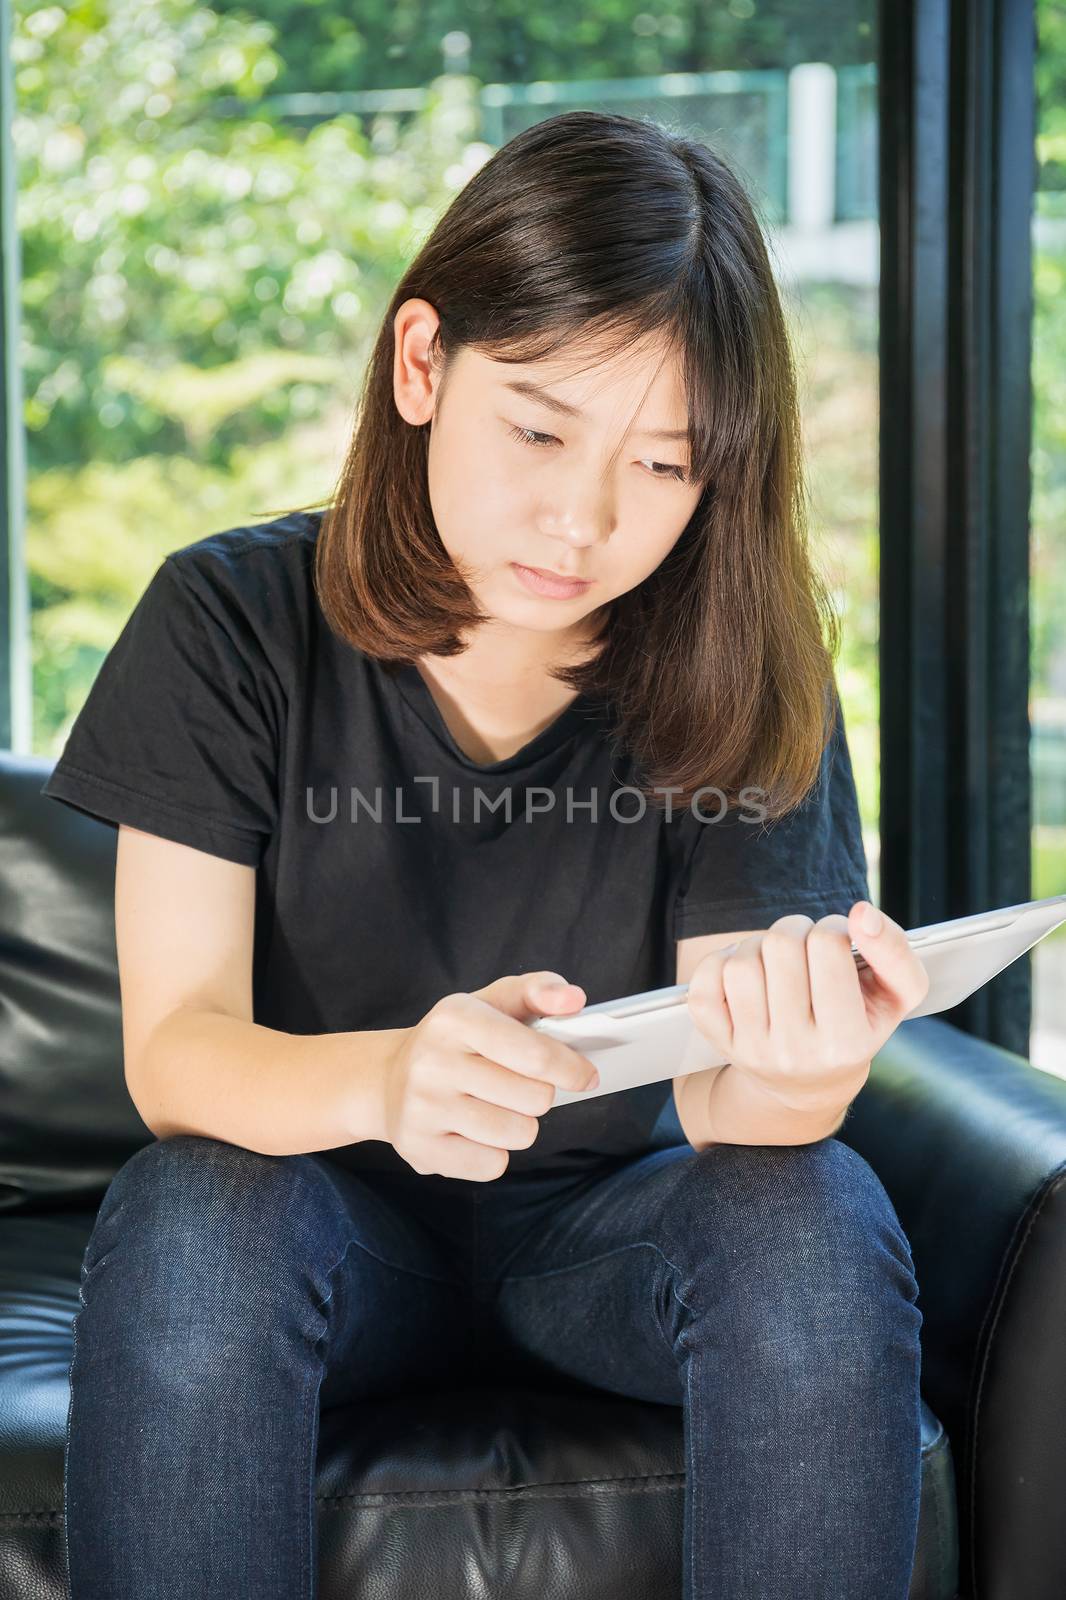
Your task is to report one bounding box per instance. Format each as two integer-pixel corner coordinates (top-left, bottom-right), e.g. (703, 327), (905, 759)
(160, 509), (325, 669)
(164, 509), (321, 611)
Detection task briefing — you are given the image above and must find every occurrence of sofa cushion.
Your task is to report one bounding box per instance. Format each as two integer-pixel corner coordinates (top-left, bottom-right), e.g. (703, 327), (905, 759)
(0, 756), (153, 1215)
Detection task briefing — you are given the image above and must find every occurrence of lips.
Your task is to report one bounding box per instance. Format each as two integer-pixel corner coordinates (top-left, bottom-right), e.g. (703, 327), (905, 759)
(527, 566), (590, 582)
(511, 562), (595, 600)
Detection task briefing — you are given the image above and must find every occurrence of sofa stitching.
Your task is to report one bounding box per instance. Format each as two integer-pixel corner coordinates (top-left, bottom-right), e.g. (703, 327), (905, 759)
(315, 1471), (686, 1508)
(8, 1436), (959, 1521)
(1, 1474), (685, 1522)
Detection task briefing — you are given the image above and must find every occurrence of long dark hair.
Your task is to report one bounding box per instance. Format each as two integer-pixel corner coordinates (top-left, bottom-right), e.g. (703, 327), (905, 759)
(268, 110), (843, 816)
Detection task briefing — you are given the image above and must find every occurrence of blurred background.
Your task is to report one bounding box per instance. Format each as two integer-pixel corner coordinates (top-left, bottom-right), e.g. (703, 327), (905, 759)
(6, 0), (1063, 1068)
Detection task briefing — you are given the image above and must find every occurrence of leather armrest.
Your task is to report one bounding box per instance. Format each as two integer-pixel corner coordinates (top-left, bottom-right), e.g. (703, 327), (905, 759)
(838, 1015), (1066, 1600)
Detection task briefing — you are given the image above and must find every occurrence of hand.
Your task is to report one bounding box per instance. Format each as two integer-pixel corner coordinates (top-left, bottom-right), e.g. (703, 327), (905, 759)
(380, 971), (600, 1183)
(686, 903), (931, 1115)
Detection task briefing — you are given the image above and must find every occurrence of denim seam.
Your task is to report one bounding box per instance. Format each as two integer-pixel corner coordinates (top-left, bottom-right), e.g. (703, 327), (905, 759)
(966, 1160), (1066, 1595)
(310, 1236), (459, 1289)
(302, 1350), (321, 1599)
(61, 1219), (109, 1594)
(498, 1238), (694, 1361)
(687, 1325), (700, 1598)
(312, 1165), (467, 1289)
(309, 1230), (466, 1315)
(305, 1231), (371, 1599)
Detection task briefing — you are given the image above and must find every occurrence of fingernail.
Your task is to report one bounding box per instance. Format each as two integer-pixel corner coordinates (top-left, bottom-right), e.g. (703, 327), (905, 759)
(861, 903), (883, 935)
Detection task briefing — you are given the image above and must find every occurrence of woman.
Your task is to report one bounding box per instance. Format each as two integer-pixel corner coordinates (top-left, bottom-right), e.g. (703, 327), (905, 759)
(44, 110), (929, 1599)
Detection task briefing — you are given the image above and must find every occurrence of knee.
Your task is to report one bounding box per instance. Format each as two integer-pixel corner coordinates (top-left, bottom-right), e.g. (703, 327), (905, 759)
(106, 1132), (309, 1212)
(683, 1135), (910, 1249)
(669, 1138), (921, 1332)
(74, 1138), (341, 1381)
(87, 1135), (339, 1292)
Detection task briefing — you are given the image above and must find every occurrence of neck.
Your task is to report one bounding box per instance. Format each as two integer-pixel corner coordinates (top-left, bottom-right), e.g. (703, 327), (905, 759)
(425, 615), (603, 694)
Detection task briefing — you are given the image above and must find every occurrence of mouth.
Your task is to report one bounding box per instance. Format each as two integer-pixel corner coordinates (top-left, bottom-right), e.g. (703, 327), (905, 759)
(511, 563), (594, 599)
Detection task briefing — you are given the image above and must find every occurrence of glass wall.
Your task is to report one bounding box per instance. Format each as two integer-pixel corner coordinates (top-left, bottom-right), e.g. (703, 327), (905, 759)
(17, 0), (880, 889)
(1031, 0), (1066, 1075)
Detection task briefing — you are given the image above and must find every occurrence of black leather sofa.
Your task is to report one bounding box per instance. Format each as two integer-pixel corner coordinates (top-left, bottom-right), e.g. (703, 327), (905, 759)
(2, 748), (1065, 1599)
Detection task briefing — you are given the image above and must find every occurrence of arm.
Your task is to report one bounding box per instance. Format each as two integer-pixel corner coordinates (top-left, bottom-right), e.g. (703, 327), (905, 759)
(117, 824), (393, 1157)
(673, 930), (859, 1149)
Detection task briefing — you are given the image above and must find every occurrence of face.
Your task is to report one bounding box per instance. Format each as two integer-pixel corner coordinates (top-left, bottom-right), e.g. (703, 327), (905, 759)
(392, 299), (705, 650)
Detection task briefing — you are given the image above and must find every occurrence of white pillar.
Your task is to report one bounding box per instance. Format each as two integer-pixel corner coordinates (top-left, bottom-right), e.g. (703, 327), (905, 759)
(788, 63), (837, 231)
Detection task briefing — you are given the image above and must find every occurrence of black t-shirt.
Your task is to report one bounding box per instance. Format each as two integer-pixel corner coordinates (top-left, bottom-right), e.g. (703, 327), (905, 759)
(40, 510), (871, 1178)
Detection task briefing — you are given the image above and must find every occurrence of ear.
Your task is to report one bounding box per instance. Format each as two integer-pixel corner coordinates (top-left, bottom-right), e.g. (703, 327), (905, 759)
(392, 297), (445, 426)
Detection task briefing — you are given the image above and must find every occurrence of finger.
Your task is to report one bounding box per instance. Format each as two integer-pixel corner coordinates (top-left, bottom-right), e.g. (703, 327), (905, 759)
(807, 915), (868, 1035)
(447, 1082), (544, 1151)
(846, 902), (931, 1022)
(444, 1051), (560, 1119)
(520, 973), (587, 1021)
(432, 1130), (512, 1182)
(454, 994), (598, 1093)
(759, 916), (816, 1035)
(721, 932), (770, 1037)
(687, 948), (736, 1059)
(475, 970), (586, 1023)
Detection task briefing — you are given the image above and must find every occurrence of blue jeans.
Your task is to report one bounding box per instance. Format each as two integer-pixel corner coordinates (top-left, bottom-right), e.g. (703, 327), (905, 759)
(63, 1131), (923, 1598)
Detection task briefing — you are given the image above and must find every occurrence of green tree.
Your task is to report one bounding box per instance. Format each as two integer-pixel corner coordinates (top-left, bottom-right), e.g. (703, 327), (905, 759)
(207, 0), (877, 96)
(13, 0), (487, 739)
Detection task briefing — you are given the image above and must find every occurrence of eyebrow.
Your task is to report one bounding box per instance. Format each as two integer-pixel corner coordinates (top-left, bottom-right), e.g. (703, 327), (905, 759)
(501, 379), (690, 441)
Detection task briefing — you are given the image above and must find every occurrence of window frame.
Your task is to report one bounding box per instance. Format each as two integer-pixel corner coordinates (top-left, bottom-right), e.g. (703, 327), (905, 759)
(878, 0), (1036, 1056)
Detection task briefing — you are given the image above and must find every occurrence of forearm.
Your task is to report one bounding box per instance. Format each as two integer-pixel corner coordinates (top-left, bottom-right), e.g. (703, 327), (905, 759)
(129, 1006), (401, 1157)
(685, 1062), (862, 1150)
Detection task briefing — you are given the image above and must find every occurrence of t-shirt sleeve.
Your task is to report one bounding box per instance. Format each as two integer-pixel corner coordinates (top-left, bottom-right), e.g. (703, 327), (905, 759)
(673, 685), (872, 940)
(39, 555), (278, 867)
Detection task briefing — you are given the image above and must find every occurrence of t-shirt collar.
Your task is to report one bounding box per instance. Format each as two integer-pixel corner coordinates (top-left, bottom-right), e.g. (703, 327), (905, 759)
(382, 659), (601, 775)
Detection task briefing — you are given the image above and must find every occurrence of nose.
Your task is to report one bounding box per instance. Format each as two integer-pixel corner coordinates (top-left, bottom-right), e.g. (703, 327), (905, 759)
(539, 494), (616, 553)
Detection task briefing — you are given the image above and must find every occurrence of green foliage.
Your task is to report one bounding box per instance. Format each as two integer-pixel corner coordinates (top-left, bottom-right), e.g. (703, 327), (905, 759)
(13, 0), (499, 743)
(1033, 243), (1066, 703)
(13, 0), (487, 472)
(1037, 0), (1066, 192)
(205, 0), (877, 95)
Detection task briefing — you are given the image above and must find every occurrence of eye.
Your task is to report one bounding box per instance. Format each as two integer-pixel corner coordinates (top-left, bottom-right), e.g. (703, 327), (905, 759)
(505, 425), (557, 451)
(646, 460), (691, 483)
(506, 423), (690, 484)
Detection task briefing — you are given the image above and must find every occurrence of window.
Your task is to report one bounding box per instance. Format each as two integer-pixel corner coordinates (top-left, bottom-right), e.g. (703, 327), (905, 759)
(1031, 0), (1066, 1074)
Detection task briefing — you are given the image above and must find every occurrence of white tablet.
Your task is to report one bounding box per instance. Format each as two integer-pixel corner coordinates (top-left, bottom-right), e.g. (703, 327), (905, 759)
(533, 893), (1066, 1107)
